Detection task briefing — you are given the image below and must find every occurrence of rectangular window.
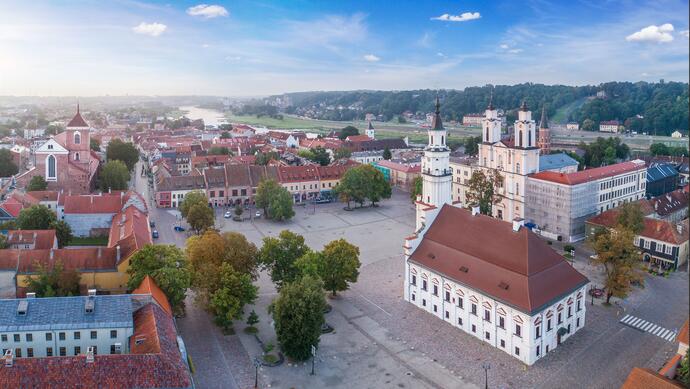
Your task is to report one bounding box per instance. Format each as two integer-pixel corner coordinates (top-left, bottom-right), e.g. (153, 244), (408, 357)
(15, 348), (21, 358)
(445, 311), (449, 319)
(458, 298), (463, 309)
(536, 345), (541, 357)
(26, 334), (32, 342)
(558, 313), (563, 324)
(59, 332), (65, 341)
(499, 316), (505, 329)
(13, 334), (20, 342)
(432, 285), (438, 296)
(577, 318), (581, 328)
(46, 347), (53, 357)
(90, 331), (97, 340)
(74, 346), (81, 355)
(74, 332), (80, 340)
(433, 305), (437, 313)
(484, 310), (491, 323)
(422, 299), (426, 307)
(1, 335), (6, 342)
(27, 348), (33, 357)
(515, 347), (520, 356)
(471, 324), (476, 333)
(515, 324), (522, 337)
(568, 307), (572, 318)
(665, 245), (673, 255)
(471, 304), (477, 315)
(547, 319), (552, 331)
(536, 326), (541, 339)
(45, 333), (52, 341)
(644, 240), (651, 249)
(458, 318), (463, 326)
(445, 291), (450, 302)
(59, 347), (66, 356)
(485, 331), (490, 340)
(110, 330), (117, 339)
(92, 346), (97, 355)
(411, 275), (416, 286)
(500, 339), (505, 348)
(422, 280), (427, 291)
(411, 293), (415, 301)
(577, 300), (582, 312)
(110, 344), (117, 354)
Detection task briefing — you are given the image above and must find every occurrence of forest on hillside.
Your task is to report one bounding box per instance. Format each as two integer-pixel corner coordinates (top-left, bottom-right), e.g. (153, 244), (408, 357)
(264, 82), (688, 135)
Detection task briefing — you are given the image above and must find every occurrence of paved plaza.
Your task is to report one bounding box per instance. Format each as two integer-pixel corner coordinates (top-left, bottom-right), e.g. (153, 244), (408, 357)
(142, 176), (689, 389)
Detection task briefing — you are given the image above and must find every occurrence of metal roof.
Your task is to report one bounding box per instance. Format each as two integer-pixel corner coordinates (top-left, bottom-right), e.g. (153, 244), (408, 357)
(646, 163), (679, 183)
(539, 153), (579, 171)
(0, 295), (133, 332)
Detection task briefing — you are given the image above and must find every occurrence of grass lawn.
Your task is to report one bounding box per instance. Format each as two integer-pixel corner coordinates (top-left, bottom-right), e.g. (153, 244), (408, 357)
(551, 97), (587, 124)
(69, 236), (109, 246)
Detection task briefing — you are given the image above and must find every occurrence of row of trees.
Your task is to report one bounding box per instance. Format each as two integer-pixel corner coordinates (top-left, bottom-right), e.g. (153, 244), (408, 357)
(649, 143), (689, 157)
(577, 137), (630, 168)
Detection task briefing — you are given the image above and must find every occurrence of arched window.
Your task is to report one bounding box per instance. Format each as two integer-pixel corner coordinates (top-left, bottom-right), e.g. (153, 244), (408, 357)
(47, 155), (56, 180)
(486, 128), (489, 141)
(528, 131), (532, 147)
(441, 135), (444, 145)
(74, 132), (81, 144)
(518, 131), (523, 147)
(74, 152), (80, 161)
(516, 163), (521, 173)
(430, 136), (434, 145)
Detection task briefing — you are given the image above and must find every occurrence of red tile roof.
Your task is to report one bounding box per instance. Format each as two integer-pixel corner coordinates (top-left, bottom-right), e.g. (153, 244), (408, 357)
(677, 319), (689, 346)
(278, 165), (320, 183)
(14, 247), (119, 273)
(6, 230), (57, 249)
(587, 211), (689, 245)
(409, 205), (589, 315)
(66, 110), (89, 128)
(0, 303), (191, 388)
(132, 276), (173, 316)
(63, 193), (126, 214)
(620, 367), (684, 389)
(0, 197), (24, 218)
(108, 205), (152, 264)
(345, 135), (373, 142)
(25, 191), (60, 202)
(530, 160), (646, 185)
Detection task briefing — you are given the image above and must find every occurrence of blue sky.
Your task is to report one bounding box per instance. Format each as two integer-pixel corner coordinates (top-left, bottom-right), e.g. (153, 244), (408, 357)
(0, 0), (688, 96)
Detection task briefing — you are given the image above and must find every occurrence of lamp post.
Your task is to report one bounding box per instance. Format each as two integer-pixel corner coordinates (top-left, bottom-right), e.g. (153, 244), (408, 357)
(482, 362), (490, 389)
(253, 357), (261, 389)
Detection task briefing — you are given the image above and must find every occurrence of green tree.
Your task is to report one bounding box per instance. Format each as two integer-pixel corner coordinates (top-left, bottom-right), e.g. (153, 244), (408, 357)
(309, 146), (331, 166)
(17, 205), (56, 229)
(338, 126), (359, 140)
(52, 220), (73, 248)
(126, 244), (192, 310)
(90, 137), (101, 152)
(186, 230), (259, 280)
(106, 139), (139, 171)
(334, 164), (390, 208)
(26, 175), (48, 191)
(0, 149), (18, 177)
(616, 203), (645, 234)
(208, 146), (230, 155)
(297, 239), (361, 296)
(259, 230), (310, 289)
(0, 234), (7, 249)
(179, 190), (208, 219)
(255, 151), (280, 165)
(255, 179), (294, 221)
(24, 260), (81, 297)
(99, 160), (130, 191)
(679, 349), (689, 386)
(410, 176), (423, 203)
(234, 204), (244, 217)
(220, 130), (232, 139)
(246, 309), (260, 329)
(463, 136), (482, 156)
(333, 148), (352, 160)
(581, 119), (595, 131)
(465, 170), (503, 215)
(207, 263), (258, 330)
(271, 275), (326, 361)
(591, 227), (644, 304)
(382, 147), (392, 160)
(44, 124), (63, 136)
(187, 203), (214, 234)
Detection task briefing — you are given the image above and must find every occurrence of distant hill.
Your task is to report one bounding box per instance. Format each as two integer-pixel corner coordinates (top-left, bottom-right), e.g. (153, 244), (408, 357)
(261, 82), (688, 136)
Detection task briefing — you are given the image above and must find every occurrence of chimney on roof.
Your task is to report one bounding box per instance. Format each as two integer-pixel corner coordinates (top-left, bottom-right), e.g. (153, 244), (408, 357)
(3, 350), (13, 367)
(116, 245), (121, 262)
(26, 292), (36, 299)
(471, 205), (480, 216)
(512, 218), (525, 232)
(86, 346), (95, 363)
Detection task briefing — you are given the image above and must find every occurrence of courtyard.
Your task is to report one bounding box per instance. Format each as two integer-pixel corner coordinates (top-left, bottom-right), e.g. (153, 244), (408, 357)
(165, 188), (688, 389)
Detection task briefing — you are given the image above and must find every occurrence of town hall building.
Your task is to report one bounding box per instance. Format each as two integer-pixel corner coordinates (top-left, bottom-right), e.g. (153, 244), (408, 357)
(17, 106), (100, 194)
(405, 98), (589, 366)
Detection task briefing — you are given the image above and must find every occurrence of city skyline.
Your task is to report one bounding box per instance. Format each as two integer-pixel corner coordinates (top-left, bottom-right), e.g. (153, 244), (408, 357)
(0, 0), (689, 96)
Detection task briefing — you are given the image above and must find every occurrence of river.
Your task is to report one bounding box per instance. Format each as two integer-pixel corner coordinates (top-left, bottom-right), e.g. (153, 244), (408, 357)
(179, 106), (227, 127)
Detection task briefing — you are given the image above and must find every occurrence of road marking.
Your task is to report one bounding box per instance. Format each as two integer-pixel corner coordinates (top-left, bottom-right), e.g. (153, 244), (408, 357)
(359, 295), (392, 317)
(619, 314), (677, 343)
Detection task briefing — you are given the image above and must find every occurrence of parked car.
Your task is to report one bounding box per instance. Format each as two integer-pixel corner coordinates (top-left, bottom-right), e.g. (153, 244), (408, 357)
(152, 230), (159, 239)
(315, 197), (332, 204)
(233, 216), (242, 222)
(224, 211), (232, 218)
(149, 220), (156, 228)
(174, 226), (185, 232)
(255, 211), (261, 218)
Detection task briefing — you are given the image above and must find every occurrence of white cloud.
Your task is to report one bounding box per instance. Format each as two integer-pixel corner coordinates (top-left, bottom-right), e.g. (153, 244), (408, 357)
(363, 54), (380, 62)
(436, 52), (446, 57)
(626, 23), (674, 43)
(680, 30), (689, 38)
(499, 44), (509, 49)
(132, 22), (167, 37)
(201, 43), (210, 48)
(431, 12), (480, 22)
(187, 4), (229, 19)
(508, 48), (523, 54)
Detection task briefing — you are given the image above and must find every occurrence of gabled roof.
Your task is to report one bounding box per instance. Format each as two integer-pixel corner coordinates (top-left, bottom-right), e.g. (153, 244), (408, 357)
(620, 367), (684, 389)
(108, 205), (152, 264)
(0, 197), (24, 218)
(529, 160), (646, 185)
(63, 193), (126, 214)
(647, 163), (679, 183)
(66, 105), (89, 128)
(6, 230), (56, 249)
(587, 210), (689, 245)
(409, 205), (589, 315)
(539, 153), (579, 172)
(132, 276), (172, 316)
(642, 189), (689, 217)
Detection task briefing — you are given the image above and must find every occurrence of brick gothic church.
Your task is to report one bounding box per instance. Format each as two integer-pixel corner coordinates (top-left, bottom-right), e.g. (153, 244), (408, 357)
(18, 106), (100, 194)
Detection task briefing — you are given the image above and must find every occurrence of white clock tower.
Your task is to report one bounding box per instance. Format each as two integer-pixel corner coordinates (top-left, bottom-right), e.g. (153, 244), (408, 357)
(416, 97), (452, 229)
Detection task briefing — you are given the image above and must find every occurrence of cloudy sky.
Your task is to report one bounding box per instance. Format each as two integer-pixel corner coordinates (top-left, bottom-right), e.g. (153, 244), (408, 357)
(0, 0), (688, 96)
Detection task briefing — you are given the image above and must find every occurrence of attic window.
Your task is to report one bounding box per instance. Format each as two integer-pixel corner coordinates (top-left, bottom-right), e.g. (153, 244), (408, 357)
(135, 336), (146, 345)
(459, 266), (469, 273)
(498, 282), (509, 290)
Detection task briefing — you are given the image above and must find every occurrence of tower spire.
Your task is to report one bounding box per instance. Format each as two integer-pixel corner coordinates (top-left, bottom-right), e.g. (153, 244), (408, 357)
(431, 95), (444, 130)
(77, 102), (80, 114)
(539, 105), (548, 129)
(435, 95), (440, 115)
(487, 88), (495, 110)
(520, 100), (529, 111)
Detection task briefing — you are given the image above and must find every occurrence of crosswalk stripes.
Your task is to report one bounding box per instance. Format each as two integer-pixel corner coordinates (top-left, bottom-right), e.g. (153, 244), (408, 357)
(619, 314), (677, 342)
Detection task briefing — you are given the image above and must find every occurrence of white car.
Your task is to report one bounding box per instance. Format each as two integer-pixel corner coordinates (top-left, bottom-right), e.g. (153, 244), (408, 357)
(255, 211), (261, 218)
(224, 211), (232, 218)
